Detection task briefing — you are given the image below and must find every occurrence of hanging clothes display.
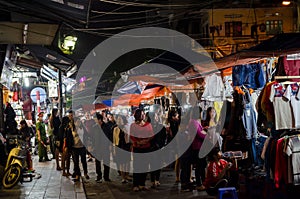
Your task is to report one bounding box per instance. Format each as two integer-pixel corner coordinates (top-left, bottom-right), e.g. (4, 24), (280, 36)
(269, 82), (300, 130)
(285, 134), (300, 185)
(223, 75), (234, 100)
(260, 81), (276, 126)
(269, 83), (293, 130)
(232, 63), (266, 89)
(241, 89), (258, 140)
(289, 83), (300, 128)
(202, 73), (225, 101)
(263, 132), (300, 188)
(283, 56), (300, 78)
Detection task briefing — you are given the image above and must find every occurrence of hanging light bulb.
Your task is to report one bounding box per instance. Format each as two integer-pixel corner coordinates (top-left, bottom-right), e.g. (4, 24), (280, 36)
(59, 34), (78, 55)
(282, 1), (291, 5)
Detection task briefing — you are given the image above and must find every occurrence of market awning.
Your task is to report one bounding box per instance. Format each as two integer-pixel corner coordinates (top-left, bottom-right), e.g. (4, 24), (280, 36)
(112, 85), (170, 107)
(210, 33), (300, 71)
(74, 103), (108, 111)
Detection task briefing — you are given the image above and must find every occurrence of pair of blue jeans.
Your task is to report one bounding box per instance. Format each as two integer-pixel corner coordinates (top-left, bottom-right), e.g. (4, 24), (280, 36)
(256, 135), (267, 167)
(242, 92), (258, 140)
(233, 63), (266, 89)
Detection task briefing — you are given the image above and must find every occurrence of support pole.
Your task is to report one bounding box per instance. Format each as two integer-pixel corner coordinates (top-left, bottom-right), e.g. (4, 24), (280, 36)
(58, 69), (63, 118)
(36, 90), (40, 113)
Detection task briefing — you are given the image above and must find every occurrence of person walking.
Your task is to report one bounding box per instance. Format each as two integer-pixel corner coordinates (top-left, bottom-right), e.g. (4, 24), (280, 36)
(72, 117), (89, 181)
(19, 119), (34, 171)
(61, 116), (73, 177)
(36, 112), (50, 162)
(94, 113), (111, 182)
(166, 109), (181, 183)
(84, 112), (95, 162)
(113, 114), (131, 183)
(187, 107), (207, 191)
(130, 109), (154, 192)
(49, 108), (62, 170)
(146, 108), (166, 189)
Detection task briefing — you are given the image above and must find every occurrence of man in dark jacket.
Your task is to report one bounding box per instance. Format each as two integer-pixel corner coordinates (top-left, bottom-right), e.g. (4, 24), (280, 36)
(94, 113), (112, 182)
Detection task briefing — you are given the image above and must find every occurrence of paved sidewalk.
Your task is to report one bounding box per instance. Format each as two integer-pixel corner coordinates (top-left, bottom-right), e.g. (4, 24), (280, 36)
(82, 159), (217, 199)
(0, 155), (86, 199)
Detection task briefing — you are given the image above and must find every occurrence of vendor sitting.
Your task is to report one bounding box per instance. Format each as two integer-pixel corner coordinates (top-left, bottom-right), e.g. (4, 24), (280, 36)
(204, 147), (234, 196)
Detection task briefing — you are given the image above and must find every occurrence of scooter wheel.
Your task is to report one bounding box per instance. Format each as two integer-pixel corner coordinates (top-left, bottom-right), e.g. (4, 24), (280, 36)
(2, 164), (22, 189)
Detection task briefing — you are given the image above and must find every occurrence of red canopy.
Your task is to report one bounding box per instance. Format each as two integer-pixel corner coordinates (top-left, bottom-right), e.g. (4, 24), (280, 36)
(112, 86), (171, 107)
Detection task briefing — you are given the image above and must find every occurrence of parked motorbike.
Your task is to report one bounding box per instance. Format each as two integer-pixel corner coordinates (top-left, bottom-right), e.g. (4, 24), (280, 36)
(2, 135), (33, 189)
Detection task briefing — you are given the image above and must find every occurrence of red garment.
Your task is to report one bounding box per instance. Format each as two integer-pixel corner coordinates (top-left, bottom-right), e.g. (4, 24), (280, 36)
(130, 122), (153, 148)
(283, 56), (300, 81)
(204, 159), (228, 187)
(274, 138), (288, 188)
(13, 92), (18, 101)
(261, 81), (276, 123)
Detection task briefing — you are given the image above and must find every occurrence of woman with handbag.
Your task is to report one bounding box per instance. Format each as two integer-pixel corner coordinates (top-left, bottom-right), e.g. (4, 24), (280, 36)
(50, 108), (62, 171)
(60, 116), (73, 177)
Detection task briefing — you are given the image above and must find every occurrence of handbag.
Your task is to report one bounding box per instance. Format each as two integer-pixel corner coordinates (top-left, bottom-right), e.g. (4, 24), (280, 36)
(53, 135), (60, 147)
(55, 140), (60, 147)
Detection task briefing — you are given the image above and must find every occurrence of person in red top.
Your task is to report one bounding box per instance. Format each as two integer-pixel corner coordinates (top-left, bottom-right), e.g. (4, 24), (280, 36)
(130, 109), (154, 192)
(204, 147), (232, 196)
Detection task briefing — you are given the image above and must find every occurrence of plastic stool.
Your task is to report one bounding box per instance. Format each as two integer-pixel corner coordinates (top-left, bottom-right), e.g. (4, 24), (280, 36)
(218, 187), (238, 199)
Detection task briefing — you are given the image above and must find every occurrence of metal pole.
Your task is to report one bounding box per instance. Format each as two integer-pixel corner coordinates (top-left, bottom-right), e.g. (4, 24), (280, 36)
(0, 84), (4, 131)
(0, 44), (8, 132)
(58, 69), (63, 118)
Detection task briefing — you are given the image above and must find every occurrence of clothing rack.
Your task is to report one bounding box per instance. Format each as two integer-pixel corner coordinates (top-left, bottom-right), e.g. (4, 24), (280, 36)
(274, 76), (300, 80)
(280, 130), (300, 138)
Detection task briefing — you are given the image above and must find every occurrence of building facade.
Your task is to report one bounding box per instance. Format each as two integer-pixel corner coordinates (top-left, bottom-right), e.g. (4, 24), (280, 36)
(195, 6), (295, 57)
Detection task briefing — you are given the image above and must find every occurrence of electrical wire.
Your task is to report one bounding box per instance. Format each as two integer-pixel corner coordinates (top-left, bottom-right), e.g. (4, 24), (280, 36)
(99, 0), (218, 8)
(75, 17), (168, 31)
(90, 0), (133, 20)
(75, 9), (187, 31)
(91, 8), (158, 15)
(89, 14), (160, 23)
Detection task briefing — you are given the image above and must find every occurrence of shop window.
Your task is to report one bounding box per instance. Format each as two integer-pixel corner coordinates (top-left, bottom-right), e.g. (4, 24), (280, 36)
(266, 20), (283, 35)
(225, 21), (242, 37)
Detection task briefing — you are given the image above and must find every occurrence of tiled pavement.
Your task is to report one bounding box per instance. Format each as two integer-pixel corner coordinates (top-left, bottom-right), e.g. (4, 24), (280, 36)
(0, 154), (86, 199)
(82, 159), (217, 199)
(0, 154), (249, 199)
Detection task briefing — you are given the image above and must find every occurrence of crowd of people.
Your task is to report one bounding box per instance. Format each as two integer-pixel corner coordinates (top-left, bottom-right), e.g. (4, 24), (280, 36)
(1, 103), (238, 196)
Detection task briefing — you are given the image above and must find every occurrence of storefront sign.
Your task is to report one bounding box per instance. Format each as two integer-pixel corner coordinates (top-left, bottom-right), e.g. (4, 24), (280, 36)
(48, 80), (58, 97)
(30, 87), (47, 103)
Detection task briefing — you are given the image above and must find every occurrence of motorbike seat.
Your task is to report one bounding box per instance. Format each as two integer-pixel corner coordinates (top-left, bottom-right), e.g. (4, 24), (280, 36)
(12, 155), (25, 160)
